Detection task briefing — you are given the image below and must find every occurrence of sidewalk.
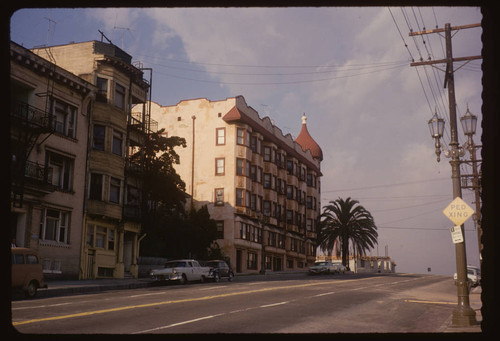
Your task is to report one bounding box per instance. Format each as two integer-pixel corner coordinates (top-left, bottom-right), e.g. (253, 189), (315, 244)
(32, 273), (483, 333)
(441, 285), (482, 333)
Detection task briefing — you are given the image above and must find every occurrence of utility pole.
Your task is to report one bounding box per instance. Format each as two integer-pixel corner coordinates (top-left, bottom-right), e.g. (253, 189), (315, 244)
(410, 22), (481, 327)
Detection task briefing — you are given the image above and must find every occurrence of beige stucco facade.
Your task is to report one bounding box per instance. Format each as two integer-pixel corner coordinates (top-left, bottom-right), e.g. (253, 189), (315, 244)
(146, 96), (322, 273)
(10, 41), (95, 279)
(31, 41), (150, 279)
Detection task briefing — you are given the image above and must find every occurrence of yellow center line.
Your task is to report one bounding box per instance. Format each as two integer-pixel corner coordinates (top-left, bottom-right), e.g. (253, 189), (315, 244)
(13, 279), (366, 326)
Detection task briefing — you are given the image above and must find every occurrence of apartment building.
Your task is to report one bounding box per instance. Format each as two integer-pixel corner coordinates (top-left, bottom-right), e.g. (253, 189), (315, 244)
(147, 96), (322, 273)
(10, 41), (96, 279)
(31, 41), (152, 279)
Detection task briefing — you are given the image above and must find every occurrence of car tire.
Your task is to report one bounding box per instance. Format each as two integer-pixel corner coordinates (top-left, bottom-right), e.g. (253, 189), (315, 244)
(179, 274), (187, 285)
(214, 272), (220, 282)
(228, 272), (233, 281)
(25, 280), (38, 298)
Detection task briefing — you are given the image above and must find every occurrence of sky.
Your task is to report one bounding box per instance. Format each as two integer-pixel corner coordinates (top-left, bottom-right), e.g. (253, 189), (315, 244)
(10, 6), (483, 276)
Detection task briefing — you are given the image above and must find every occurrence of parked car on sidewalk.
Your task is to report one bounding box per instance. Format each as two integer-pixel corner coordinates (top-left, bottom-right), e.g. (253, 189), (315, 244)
(11, 247), (47, 298)
(150, 259), (210, 284)
(204, 260), (234, 282)
(308, 261), (337, 275)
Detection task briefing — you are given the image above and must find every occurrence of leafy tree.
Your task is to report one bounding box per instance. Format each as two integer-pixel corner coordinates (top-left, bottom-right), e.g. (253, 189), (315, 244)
(134, 130), (218, 259)
(317, 197), (378, 268)
(141, 205), (218, 259)
(136, 128), (187, 214)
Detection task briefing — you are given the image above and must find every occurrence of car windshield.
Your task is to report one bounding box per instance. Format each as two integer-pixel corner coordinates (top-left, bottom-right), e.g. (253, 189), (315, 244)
(207, 261), (220, 267)
(314, 262), (329, 266)
(165, 261), (187, 268)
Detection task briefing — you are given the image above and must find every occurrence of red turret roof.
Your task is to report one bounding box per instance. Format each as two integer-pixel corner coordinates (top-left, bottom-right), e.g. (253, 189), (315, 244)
(295, 114), (323, 161)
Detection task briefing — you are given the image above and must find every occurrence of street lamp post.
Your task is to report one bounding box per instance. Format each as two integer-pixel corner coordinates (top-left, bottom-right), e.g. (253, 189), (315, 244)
(428, 108), (477, 327)
(460, 107), (482, 264)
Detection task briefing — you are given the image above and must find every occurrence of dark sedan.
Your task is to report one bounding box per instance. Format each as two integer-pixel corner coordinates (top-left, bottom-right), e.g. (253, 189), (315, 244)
(205, 260), (234, 282)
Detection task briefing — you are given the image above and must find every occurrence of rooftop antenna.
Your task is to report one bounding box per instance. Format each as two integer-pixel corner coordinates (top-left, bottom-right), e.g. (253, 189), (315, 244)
(113, 26), (134, 49)
(43, 17), (57, 45)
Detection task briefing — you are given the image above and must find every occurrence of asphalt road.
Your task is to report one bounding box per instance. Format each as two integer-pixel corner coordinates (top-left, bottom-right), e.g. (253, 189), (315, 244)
(11, 273), (461, 334)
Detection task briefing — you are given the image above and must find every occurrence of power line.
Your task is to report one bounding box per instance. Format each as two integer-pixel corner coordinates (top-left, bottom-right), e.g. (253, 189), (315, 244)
(136, 52), (407, 70)
(378, 225), (476, 232)
(139, 58), (407, 77)
(322, 177), (448, 194)
(152, 63), (407, 86)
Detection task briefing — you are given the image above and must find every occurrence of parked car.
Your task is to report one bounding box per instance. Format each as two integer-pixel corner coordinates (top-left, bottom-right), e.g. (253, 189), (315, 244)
(308, 261), (337, 275)
(11, 247), (47, 298)
(205, 260), (234, 282)
(454, 265), (481, 287)
(150, 259), (210, 284)
(334, 263), (347, 274)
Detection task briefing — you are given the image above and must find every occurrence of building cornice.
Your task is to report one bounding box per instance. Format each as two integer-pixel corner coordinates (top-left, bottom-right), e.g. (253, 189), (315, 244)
(223, 105), (322, 175)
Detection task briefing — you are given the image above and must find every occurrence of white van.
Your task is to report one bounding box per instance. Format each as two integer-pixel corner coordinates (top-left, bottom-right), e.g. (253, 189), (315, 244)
(453, 265), (481, 287)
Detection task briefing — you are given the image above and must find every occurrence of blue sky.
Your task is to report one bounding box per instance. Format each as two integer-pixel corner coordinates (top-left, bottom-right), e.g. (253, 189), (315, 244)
(10, 7), (483, 275)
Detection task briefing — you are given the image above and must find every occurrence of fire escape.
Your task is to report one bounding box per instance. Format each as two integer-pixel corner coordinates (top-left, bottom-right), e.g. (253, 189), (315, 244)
(124, 65), (157, 222)
(10, 47), (57, 208)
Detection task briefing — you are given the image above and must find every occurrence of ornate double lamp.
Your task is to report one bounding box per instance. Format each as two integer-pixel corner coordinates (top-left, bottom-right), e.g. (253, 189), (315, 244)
(428, 108), (476, 163)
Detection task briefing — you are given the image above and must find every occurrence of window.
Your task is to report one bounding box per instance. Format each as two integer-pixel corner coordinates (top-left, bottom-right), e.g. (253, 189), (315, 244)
(216, 128), (225, 145)
(306, 219), (313, 231)
(216, 221), (224, 239)
(278, 234), (285, 248)
(87, 224), (115, 250)
(250, 165), (256, 181)
(263, 173), (271, 189)
(247, 252), (258, 270)
(96, 77), (108, 102)
(89, 173), (103, 200)
(108, 229), (115, 250)
(41, 208), (70, 243)
(263, 146), (272, 162)
(46, 152), (73, 191)
(112, 130), (123, 156)
(307, 196), (313, 209)
(240, 222), (250, 240)
(215, 158), (225, 175)
(109, 177), (121, 204)
(236, 189), (244, 206)
(215, 188), (224, 206)
(263, 201), (271, 216)
(286, 185), (294, 200)
(246, 191), (251, 208)
(237, 128), (246, 145)
(250, 135), (257, 152)
(286, 210), (293, 224)
(126, 185), (140, 206)
(52, 99), (76, 138)
(114, 83), (126, 109)
(236, 158), (245, 176)
(93, 125), (105, 151)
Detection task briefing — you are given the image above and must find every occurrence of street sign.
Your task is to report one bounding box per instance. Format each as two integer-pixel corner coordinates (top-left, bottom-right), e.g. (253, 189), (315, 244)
(450, 226), (464, 244)
(443, 197), (475, 226)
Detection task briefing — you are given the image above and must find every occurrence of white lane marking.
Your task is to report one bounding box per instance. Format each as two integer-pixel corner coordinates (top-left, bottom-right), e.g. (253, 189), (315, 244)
(133, 314), (224, 333)
(128, 291), (169, 298)
(260, 301), (289, 308)
(12, 302), (72, 310)
(313, 291), (336, 297)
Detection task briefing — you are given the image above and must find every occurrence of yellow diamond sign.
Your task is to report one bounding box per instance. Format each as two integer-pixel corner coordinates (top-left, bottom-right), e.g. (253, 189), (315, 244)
(443, 197), (475, 226)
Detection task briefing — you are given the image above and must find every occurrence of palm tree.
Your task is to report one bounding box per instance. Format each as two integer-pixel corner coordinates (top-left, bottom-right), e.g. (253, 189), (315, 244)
(317, 197), (378, 269)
